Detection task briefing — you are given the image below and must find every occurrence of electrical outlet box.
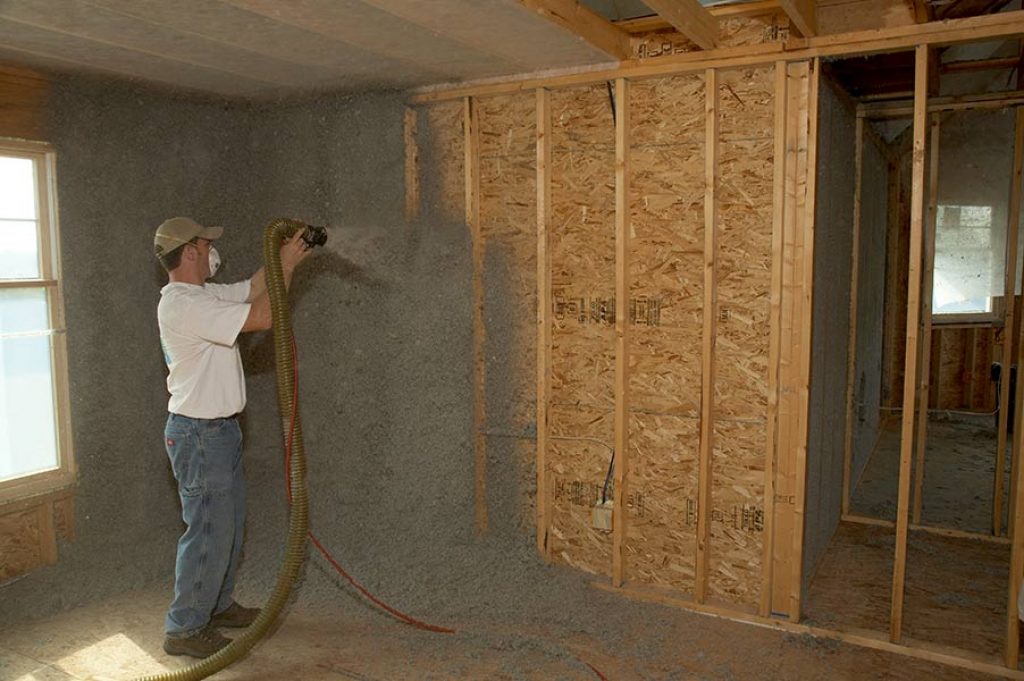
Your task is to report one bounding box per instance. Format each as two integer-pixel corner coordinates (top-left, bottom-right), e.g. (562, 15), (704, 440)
(591, 500), (613, 531)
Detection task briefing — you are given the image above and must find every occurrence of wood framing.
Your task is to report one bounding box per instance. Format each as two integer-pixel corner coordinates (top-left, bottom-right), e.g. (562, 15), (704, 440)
(770, 60), (814, 620)
(911, 114), (940, 526)
(861, 89), (1024, 118)
(410, 10), (1024, 104)
(995, 106), (1024, 538)
(792, 57), (818, 623)
(516, 0), (632, 60)
(404, 107), (419, 222)
(1008, 108), (1024, 542)
(696, 68), (718, 604)
(616, 0), (780, 33)
(779, 0), (817, 37)
(1007, 111), (1024, 664)
(536, 87), (552, 558)
(762, 60), (787, 617)
(465, 97), (487, 536)
(612, 77), (630, 587)
(640, 0), (719, 50)
(940, 56), (1021, 74)
(842, 116), (864, 517)
(889, 44), (928, 644)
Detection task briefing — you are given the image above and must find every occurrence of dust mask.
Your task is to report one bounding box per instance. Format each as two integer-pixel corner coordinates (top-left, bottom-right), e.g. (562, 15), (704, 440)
(207, 245), (221, 279)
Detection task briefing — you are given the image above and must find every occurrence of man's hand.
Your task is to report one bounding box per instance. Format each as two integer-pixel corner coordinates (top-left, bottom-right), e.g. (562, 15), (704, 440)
(281, 231), (314, 274)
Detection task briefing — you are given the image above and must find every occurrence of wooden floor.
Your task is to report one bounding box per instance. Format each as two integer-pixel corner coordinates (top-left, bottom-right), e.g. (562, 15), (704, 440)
(849, 415), (1010, 534)
(806, 521), (1010, 661)
(814, 413), (1015, 662)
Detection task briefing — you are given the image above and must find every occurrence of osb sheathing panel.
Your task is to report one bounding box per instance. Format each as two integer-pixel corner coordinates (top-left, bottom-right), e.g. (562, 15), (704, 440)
(625, 74), (704, 592)
(549, 404), (615, 575)
(479, 93), (537, 430)
(419, 101), (464, 223)
(419, 69), (779, 601)
(710, 66), (774, 606)
(632, 14), (789, 60)
(625, 413), (700, 591)
(0, 507), (44, 582)
(930, 326), (999, 411)
(549, 85), (616, 576)
(710, 420), (767, 605)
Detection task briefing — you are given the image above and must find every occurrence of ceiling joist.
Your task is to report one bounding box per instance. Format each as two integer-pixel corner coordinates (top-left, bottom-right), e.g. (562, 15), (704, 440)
(778, 0), (817, 37)
(517, 0), (632, 61)
(639, 0), (719, 50)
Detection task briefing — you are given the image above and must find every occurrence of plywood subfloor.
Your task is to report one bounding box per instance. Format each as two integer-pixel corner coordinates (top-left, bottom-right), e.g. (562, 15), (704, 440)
(805, 521), (1009, 660)
(849, 415), (1011, 534)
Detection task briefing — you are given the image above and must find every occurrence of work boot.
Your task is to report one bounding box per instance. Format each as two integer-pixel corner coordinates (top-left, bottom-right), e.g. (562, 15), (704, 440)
(163, 626), (231, 658)
(210, 601), (260, 628)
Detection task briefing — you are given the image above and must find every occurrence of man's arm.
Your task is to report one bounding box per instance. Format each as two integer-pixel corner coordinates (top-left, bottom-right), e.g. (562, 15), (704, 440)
(240, 234), (311, 332)
(247, 267), (267, 303)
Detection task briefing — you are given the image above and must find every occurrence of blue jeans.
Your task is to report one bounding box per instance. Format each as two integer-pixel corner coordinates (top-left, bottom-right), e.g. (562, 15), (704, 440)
(163, 413), (246, 636)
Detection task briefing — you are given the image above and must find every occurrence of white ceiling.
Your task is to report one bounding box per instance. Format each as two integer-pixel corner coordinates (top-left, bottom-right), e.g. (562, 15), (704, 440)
(0, 0), (618, 97)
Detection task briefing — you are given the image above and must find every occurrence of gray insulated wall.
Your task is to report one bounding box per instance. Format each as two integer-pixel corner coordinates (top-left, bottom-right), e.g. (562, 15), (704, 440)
(849, 135), (889, 489)
(0, 76), (259, 617)
(802, 77), (855, 587)
(0, 76), (478, 622)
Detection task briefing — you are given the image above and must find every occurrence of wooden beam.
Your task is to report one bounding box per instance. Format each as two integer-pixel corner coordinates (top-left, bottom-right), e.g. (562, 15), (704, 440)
(536, 87), (552, 559)
(940, 56), (1021, 74)
(843, 116), (865, 518)
(465, 97), (487, 537)
(778, 0), (817, 37)
(861, 89), (1024, 119)
(696, 67), (718, 605)
(889, 44), (928, 645)
(912, 0), (932, 24)
(404, 107), (419, 223)
(615, 0), (780, 32)
(770, 60), (810, 619)
(517, 0), (632, 60)
(409, 10), (1024, 104)
(996, 107), (1024, 541)
(1006, 111), (1024, 669)
(791, 57), (819, 623)
(639, 0), (719, 50)
(612, 77), (631, 587)
(911, 114), (940, 526)
(762, 59), (788, 618)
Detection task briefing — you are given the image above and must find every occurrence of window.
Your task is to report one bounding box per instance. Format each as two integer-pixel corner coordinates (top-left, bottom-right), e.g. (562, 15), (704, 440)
(932, 204), (1002, 319)
(0, 139), (73, 502)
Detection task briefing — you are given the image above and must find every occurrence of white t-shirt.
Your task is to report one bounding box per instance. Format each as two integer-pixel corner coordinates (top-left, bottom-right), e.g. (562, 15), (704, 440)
(158, 280), (252, 419)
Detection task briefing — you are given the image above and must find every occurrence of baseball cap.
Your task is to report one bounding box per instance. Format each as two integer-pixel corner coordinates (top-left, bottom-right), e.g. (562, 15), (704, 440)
(153, 217), (224, 257)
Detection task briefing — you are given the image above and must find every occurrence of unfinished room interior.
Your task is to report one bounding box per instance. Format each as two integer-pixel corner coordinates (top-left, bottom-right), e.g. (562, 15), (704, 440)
(11, 0), (1024, 679)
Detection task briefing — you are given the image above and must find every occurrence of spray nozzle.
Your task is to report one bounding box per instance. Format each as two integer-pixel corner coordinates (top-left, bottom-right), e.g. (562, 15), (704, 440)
(299, 224), (328, 249)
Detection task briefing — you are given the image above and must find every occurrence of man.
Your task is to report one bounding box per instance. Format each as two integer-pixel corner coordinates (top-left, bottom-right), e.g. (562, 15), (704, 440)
(154, 217), (311, 658)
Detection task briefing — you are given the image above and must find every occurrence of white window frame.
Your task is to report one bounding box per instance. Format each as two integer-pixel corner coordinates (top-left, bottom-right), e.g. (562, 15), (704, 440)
(0, 138), (75, 504)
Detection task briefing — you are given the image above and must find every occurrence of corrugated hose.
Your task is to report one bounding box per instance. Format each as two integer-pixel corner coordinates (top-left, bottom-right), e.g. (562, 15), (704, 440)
(132, 218), (311, 681)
